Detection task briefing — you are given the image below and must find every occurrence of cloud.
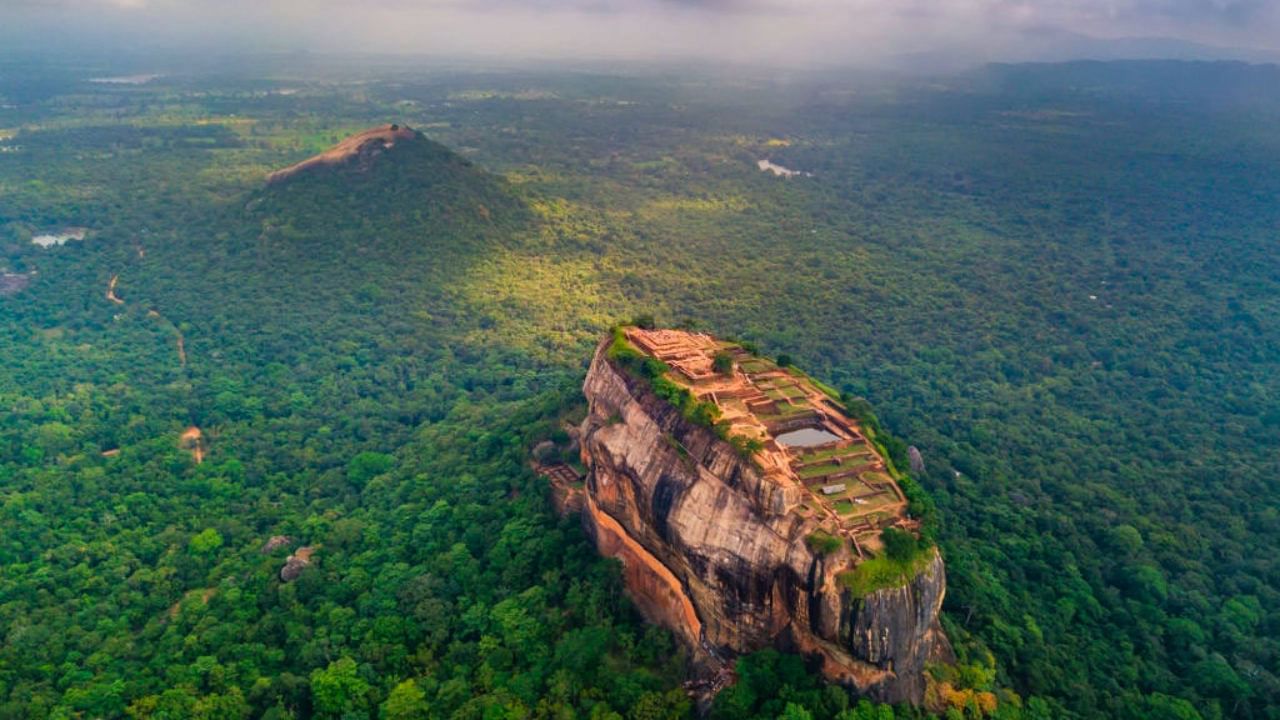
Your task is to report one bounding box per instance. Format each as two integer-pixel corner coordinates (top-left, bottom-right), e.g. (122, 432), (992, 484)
(3, 0), (1277, 64)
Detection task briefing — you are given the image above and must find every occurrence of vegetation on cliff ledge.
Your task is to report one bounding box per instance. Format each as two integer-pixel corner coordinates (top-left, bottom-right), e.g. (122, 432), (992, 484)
(838, 532), (937, 599)
(805, 530), (845, 556)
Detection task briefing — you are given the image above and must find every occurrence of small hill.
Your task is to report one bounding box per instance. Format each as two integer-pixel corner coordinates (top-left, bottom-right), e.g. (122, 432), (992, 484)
(251, 124), (527, 245)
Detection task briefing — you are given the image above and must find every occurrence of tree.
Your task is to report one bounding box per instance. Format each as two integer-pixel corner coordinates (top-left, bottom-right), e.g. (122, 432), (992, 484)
(381, 680), (429, 720)
(189, 528), (224, 555)
(806, 531), (843, 555)
(631, 314), (657, 330)
(777, 703), (813, 720)
(348, 452), (395, 488)
(1126, 564), (1168, 604)
(880, 528), (917, 563)
(34, 422), (75, 455)
(127, 687), (196, 719)
(193, 689), (251, 720)
(1108, 525), (1143, 556)
(630, 690), (690, 720)
(712, 352), (734, 375)
(1191, 656), (1250, 706)
(310, 658), (370, 718)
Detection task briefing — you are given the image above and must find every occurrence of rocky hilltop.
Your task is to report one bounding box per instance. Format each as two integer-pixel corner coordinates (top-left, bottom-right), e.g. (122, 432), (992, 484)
(251, 123), (528, 245)
(568, 327), (952, 705)
(266, 124), (418, 185)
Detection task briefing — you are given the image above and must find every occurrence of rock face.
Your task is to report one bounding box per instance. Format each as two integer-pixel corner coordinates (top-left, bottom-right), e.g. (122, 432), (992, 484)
(279, 546), (316, 582)
(577, 338), (951, 704)
(908, 446), (926, 476)
(261, 535), (294, 554)
(266, 124), (418, 185)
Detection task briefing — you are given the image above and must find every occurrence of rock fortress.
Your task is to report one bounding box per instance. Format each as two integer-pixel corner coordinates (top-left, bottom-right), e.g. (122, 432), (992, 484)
(542, 326), (953, 706)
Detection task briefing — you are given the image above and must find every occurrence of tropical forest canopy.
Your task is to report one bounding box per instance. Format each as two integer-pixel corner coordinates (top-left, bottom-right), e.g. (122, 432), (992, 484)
(0, 55), (1278, 720)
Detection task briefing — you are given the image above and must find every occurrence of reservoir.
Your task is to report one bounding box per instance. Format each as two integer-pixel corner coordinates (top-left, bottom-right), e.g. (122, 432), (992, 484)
(775, 427), (842, 447)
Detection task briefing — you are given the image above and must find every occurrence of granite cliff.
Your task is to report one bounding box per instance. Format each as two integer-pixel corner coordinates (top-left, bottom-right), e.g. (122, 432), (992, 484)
(570, 328), (952, 705)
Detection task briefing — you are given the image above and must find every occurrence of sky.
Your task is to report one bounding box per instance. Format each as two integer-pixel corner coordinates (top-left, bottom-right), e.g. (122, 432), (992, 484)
(4, 0), (1279, 67)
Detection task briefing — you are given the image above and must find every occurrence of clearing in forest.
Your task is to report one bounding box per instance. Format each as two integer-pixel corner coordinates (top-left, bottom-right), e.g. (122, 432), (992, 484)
(179, 426), (205, 464)
(106, 275), (124, 304)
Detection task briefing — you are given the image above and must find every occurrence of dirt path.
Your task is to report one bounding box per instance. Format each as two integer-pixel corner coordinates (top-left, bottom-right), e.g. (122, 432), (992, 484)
(106, 274), (124, 304)
(109, 274), (204, 462)
(147, 310), (188, 369)
(179, 426), (205, 464)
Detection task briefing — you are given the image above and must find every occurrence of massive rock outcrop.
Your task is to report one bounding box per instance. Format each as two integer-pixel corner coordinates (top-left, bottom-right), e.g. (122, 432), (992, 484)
(575, 331), (951, 705)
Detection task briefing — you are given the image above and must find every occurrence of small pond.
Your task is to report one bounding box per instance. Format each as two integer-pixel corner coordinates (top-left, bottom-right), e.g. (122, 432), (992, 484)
(775, 427), (842, 448)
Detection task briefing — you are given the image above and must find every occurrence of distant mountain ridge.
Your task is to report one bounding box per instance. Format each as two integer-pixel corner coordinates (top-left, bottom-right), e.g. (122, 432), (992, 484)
(974, 59), (1280, 109)
(888, 31), (1280, 73)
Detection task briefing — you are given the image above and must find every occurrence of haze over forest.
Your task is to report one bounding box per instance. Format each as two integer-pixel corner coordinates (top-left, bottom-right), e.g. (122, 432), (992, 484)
(6, 0), (1280, 68)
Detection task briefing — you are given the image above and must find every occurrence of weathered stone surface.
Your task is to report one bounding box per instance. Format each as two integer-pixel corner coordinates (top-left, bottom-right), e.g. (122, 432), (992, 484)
(531, 440), (557, 462)
(578, 338), (949, 704)
(538, 462), (586, 517)
(280, 546), (316, 582)
(908, 446), (926, 476)
(261, 535), (294, 554)
(266, 124), (417, 185)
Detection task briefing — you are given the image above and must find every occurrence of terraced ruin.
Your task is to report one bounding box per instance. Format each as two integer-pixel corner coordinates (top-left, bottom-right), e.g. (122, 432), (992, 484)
(624, 327), (914, 556)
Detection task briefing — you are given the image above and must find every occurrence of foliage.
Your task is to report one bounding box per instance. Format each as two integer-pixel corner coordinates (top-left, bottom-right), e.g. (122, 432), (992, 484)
(347, 451), (395, 488)
(608, 326), (722, 429)
(880, 528), (919, 563)
(713, 351), (735, 375)
(895, 476), (938, 543)
(189, 528), (225, 555)
(631, 313), (658, 330)
(380, 680), (429, 720)
(805, 531), (845, 556)
(838, 546), (936, 599)
(725, 432), (766, 459)
(711, 650), (943, 720)
(310, 658), (370, 718)
(1, 56), (1278, 720)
